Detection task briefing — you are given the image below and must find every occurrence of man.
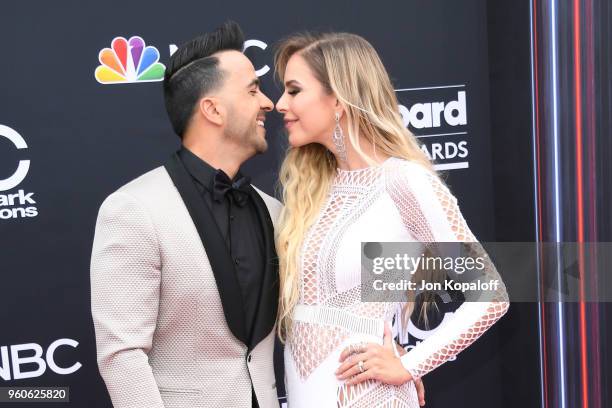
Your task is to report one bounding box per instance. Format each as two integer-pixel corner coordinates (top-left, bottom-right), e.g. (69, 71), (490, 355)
(91, 21), (279, 408)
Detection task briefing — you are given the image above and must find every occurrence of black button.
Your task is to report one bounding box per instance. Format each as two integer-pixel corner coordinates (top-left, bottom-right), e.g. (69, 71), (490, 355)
(235, 259), (240, 265)
(247, 354), (252, 362)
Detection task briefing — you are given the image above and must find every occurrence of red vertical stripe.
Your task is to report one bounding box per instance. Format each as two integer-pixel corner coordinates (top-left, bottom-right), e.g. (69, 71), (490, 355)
(572, 1), (589, 407)
(574, 0), (584, 244)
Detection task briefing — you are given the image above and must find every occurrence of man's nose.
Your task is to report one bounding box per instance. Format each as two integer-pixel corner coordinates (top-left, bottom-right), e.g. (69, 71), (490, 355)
(260, 93), (273, 112)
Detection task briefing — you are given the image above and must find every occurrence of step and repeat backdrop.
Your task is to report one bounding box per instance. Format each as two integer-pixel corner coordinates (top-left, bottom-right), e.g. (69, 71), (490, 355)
(1, 1), (512, 406)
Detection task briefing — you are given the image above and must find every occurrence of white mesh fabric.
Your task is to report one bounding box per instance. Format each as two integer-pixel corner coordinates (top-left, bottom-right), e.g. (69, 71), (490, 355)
(290, 165), (397, 382)
(290, 322), (349, 379)
(338, 378), (419, 408)
(385, 160), (510, 380)
(285, 158), (508, 407)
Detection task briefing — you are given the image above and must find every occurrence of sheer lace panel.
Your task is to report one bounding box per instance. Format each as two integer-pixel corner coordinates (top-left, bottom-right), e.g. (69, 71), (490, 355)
(290, 321), (349, 379)
(337, 378), (418, 408)
(300, 193), (358, 305)
(286, 158), (508, 407)
(404, 301), (508, 380)
(385, 160), (509, 379)
(385, 174), (436, 243)
(427, 171), (470, 240)
(290, 165), (388, 382)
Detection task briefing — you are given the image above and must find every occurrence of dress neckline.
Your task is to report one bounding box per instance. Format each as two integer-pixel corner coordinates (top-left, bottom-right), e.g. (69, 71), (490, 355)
(333, 157), (396, 187)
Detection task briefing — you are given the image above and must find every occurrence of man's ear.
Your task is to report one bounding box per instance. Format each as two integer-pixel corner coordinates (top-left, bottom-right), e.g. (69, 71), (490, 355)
(198, 97), (224, 126)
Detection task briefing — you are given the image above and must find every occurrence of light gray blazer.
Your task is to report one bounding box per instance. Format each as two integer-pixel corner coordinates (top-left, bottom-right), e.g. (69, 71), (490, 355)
(91, 165), (282, 408)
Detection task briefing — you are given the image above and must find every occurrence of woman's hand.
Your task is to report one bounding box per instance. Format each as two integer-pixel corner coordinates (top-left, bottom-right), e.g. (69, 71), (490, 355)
(396, 343), (426, 406)
(335, 323), (413, 387)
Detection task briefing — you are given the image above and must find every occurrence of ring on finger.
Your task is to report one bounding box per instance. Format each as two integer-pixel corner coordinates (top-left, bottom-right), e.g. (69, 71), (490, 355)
(358, 360), (365, 373)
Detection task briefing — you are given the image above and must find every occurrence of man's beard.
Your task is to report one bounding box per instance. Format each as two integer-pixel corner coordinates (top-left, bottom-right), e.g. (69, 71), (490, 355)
(225, 120), (268, 155)
(252, 127), (268, 153)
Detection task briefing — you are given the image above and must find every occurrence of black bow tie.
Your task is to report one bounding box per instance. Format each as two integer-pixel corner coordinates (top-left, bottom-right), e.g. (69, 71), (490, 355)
(211, 169), (251, 207)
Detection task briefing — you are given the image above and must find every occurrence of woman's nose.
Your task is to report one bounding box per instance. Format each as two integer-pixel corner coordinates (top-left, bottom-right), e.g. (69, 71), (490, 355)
(276, 94), (287, 113)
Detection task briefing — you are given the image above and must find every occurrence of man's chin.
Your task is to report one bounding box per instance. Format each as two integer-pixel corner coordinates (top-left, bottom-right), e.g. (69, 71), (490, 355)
(254, 139), (269, 154)
(252, 129), (268, 154)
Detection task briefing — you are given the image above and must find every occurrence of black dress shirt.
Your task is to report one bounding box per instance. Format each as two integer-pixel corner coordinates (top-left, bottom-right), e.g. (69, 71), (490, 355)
(178, 147), (265, 343)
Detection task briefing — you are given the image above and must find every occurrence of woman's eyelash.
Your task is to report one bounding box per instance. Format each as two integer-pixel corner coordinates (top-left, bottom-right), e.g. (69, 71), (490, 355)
(288, 89), (300, 95)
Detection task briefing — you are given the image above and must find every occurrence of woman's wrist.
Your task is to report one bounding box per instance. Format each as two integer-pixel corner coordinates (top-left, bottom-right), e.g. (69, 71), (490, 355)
(399, 353), (419, 383)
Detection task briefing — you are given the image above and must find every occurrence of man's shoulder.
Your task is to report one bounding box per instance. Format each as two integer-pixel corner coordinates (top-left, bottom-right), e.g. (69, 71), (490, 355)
(99, 166), (173, 213)
(113, 166), (171, 199)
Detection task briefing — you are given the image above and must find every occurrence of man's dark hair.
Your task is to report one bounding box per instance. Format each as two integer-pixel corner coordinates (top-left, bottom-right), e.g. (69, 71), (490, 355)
(163, 21), (244, 138)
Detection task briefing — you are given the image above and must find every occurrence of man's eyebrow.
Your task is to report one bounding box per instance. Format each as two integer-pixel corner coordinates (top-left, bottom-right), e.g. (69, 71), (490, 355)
(247, 78), (260, 88)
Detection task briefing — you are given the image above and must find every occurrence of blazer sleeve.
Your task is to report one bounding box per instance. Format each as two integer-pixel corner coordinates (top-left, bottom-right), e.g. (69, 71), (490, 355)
(90, 191), (165, 407)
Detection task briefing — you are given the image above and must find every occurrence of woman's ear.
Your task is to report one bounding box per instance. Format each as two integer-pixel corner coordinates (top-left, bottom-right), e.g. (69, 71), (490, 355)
(334, 99), (345, 119)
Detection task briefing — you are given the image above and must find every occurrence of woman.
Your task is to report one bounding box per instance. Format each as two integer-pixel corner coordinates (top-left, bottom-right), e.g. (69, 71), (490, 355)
(274, 32), (509, 407)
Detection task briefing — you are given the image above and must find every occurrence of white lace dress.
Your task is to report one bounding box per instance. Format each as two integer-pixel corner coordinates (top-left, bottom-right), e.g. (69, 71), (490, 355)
(284, 157), (509, 407)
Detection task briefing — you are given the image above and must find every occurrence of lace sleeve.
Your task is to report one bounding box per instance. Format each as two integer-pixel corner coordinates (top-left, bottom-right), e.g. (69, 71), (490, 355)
(385, 161), (509, 380)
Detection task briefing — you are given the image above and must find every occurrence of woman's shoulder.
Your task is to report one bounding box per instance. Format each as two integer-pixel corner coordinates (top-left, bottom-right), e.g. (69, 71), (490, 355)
(383, 156), (436, 181)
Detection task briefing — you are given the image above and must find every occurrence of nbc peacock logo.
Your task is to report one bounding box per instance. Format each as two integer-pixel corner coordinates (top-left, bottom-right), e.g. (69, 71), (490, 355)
(95, 36), (166, 84)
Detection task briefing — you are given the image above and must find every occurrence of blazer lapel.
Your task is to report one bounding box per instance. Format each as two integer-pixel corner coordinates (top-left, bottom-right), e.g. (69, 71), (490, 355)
(246, 186), (279, 352)
(164, 153), (248, 345)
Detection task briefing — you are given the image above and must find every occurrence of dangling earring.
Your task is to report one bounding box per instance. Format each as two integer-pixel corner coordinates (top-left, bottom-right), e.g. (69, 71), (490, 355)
(332, 112), (348, 162)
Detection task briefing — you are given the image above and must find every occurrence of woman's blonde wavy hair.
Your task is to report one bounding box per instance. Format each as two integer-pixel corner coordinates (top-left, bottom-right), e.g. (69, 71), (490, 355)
(275, 32), (437, 341)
